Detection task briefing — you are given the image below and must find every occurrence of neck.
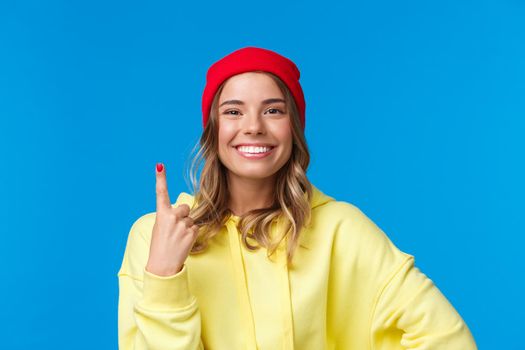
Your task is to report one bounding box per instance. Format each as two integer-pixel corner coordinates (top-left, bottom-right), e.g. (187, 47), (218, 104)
(227, 173), (276, 216)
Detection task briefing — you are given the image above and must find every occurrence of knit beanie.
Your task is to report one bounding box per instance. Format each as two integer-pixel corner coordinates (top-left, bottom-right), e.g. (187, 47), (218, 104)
(201, 46), (306, 130)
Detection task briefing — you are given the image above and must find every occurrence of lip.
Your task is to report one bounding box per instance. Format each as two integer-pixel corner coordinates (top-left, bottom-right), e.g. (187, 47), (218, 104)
(233, 143), (276, 147)
(233, 145), (275, 159)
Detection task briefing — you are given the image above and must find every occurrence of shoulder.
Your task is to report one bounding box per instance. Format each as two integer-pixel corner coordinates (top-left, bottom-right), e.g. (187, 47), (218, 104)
(310, 198), (384, 239)
(314, 199), (412, 268)
(313, 199), (367, 223)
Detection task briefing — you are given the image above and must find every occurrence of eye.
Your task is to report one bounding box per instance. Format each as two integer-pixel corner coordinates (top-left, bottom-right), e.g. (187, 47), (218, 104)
(265, 108), (284, 114)
(223, 110), (240, 116)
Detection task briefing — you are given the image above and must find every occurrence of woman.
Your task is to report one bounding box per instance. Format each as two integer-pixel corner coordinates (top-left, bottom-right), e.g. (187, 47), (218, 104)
(117, 46), (477, 349)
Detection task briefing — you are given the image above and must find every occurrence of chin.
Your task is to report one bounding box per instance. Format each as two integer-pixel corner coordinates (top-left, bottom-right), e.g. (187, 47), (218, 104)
(232, 170), (277, 180)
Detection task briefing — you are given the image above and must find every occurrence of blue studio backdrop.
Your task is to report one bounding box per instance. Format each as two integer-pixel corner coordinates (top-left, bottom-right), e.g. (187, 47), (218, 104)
(1, 1), (523, 349)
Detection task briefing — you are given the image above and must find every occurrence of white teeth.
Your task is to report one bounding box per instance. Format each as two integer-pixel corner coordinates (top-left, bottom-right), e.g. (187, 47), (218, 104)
(236, 146), (272, 154)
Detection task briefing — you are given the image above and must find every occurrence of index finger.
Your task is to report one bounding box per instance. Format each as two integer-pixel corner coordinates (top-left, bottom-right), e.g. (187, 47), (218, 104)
(155, 162), (172, 211)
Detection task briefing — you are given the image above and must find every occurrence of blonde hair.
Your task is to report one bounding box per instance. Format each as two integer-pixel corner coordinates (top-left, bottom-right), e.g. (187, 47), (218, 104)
(184, 71), (313, 266)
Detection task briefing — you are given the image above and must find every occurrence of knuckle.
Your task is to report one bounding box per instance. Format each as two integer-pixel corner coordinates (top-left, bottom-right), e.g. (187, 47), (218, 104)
(155, 208), (166, 218)
(167, 211), (179, 222)
(175, 220), (187, 231)
(177, 204), (190, 213)
(156, 187), (167, 195)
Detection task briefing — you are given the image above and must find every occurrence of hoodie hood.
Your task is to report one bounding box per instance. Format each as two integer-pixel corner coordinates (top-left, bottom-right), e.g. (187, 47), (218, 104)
(310, 183), (336, 210)
(173, 184), (335, 349)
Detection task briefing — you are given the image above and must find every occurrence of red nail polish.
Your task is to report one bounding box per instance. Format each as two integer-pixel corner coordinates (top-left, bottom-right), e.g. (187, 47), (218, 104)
(156, 163), (164, 172)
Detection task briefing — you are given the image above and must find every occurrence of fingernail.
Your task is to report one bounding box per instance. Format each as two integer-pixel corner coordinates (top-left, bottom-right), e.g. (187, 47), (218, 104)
(156, 163), (164, 172)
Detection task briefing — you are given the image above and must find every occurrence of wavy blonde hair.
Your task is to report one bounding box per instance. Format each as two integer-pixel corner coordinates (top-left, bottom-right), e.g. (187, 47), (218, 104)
(184, 71), (313, 266)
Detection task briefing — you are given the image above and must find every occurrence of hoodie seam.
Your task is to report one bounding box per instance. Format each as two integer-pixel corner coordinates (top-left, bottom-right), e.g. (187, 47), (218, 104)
(367, 255), (414, 350)
(116, 216), (150, 280)
(117, 272), (143, 282)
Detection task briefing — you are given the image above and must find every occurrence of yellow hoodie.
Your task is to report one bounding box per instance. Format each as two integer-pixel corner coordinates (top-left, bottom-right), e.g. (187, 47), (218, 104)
(117, 184), (477, 349)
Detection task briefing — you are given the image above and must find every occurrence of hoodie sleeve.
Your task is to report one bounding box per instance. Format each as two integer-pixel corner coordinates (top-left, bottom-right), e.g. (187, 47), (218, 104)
(328, 202), (477, 349)
(370, 246), (478, 349)
(117, 214), (204, 350)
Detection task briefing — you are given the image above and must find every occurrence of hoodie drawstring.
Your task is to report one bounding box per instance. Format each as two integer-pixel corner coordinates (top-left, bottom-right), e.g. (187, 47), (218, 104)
(226, 217), (295, 350)
(275, 217), (295, 350)
(226, 218), (258, 349)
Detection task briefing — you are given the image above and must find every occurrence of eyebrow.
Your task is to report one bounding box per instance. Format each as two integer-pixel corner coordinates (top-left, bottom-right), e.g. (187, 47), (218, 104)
(219, 98), (286, 108)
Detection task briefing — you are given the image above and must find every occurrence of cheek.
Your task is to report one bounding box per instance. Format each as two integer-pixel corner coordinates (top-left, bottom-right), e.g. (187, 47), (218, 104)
(218, 122), (235, 146)
(217, 122), (238, 160)
(271, 123), (293, 147)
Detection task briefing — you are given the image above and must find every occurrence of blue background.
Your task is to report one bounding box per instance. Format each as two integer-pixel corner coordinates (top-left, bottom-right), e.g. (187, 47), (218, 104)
(1, 1), (523, 349)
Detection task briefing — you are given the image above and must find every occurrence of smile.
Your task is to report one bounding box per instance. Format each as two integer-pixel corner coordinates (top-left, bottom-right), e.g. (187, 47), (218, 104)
(234, 145), (275, 159)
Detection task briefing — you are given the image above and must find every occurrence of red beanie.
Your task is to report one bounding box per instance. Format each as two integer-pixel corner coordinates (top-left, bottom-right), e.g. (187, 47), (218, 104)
(201, 46), (306, 130)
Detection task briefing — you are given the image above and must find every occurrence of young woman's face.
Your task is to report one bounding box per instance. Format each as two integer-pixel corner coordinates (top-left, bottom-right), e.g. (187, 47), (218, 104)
(217, 72), (293, 183)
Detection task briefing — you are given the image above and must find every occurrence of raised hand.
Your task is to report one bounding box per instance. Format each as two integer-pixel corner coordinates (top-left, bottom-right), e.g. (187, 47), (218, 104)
(145, 163), (200, 276)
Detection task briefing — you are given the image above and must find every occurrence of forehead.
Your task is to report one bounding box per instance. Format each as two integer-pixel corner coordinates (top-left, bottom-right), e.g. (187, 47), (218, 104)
(219, 72), (284, 101)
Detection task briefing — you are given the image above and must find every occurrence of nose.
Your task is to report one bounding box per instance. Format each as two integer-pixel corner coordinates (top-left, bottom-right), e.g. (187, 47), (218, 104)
(242, 112), (266, 135)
